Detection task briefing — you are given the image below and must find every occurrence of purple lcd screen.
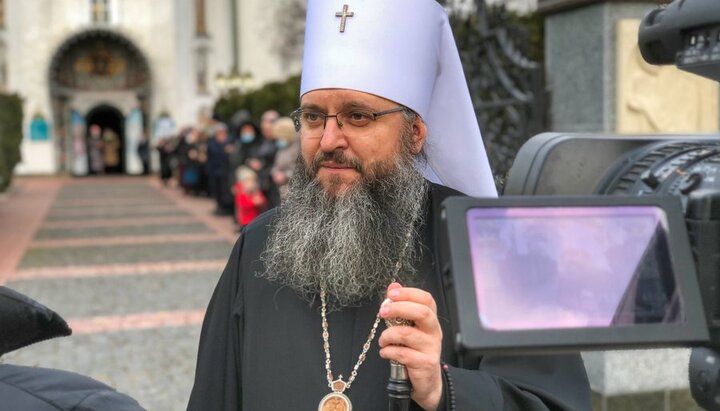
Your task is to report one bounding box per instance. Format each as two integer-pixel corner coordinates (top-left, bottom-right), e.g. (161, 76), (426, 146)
(466, 206), (683, 331)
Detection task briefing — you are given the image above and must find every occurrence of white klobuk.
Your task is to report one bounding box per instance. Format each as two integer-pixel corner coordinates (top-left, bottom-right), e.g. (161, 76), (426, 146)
(300, 0), (498, 197)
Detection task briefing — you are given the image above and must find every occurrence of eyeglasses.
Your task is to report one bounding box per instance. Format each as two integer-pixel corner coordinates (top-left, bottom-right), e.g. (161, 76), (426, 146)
(290, 106), (408, 139)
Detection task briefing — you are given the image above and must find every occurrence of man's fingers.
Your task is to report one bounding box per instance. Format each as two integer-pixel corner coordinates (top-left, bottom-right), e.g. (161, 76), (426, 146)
(380, 300), (440, 332)
(386, 286), (437, 313)
(378, 325), (437, 350)
(379, 343), (444, 410)
(378, 344), (433, 368)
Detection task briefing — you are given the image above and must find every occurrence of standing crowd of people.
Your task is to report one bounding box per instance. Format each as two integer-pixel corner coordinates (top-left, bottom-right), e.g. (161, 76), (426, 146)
(155, 109), (299, 229)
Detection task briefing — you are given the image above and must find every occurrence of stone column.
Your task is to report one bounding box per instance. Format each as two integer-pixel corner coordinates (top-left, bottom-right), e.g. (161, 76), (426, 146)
(542, 0), (717, 134)
(540, 1), (718, 410)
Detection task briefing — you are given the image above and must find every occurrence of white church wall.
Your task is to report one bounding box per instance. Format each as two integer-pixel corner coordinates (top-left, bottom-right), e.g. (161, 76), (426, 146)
(174, 0), (214, 127)
(240, 0), (302, 88)
(10, 0), (181, 175)
(173, 0), (195, 125)
(186, 0), (226, 128)
(206, 0), (234, 92)
(8, 0), (303, 176)
(9, 0), (62, 175)
(122, 0), (179, 126)
(15, 141), (56, 174)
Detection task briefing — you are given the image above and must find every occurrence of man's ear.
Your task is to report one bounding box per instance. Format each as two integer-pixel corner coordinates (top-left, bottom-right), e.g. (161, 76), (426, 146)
(410, 117), (428, 155)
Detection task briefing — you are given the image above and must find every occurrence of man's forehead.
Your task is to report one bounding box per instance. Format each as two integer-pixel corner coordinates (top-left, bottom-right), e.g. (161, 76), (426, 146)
(300, 89), (399, 109)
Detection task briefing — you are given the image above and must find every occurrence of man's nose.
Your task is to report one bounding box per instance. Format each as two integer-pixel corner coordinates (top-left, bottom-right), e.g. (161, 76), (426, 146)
(319, 117), (349, 152)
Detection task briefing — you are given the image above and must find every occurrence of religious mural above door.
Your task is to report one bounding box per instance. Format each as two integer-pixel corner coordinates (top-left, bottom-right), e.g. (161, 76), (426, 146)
(50, 29), (151, 95)
(53, 39), (147, 91)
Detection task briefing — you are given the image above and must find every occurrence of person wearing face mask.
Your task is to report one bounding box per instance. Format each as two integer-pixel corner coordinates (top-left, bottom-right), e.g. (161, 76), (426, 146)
(230, 121), (260, 172)
(238, 121), (261, 158)
(240, 128), (256, 144)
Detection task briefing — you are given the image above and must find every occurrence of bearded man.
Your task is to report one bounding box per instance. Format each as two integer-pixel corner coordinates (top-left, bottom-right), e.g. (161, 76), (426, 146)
(187, 1), (591, 410)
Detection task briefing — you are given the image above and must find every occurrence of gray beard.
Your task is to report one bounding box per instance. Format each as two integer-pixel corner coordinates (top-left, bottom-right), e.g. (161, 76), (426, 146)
(259, 153), (429, 309)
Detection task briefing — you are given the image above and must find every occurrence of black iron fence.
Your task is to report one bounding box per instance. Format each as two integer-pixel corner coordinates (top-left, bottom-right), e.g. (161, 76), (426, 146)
(448, 0), (546, 192)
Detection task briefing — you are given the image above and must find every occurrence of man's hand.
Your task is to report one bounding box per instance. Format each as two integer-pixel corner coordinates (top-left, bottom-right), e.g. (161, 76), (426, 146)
(378, 283), (443, 411)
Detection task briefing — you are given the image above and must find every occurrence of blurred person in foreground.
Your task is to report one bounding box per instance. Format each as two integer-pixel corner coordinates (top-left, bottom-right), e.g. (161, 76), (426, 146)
(187, 1), (591, 410)
(268, 116), (300, 204)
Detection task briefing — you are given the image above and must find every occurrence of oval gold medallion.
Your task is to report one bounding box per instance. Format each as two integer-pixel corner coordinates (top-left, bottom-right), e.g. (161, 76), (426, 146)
(318, 391), (352, 411)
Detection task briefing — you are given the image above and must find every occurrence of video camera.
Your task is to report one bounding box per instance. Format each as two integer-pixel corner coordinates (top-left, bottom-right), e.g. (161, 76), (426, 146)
(440, 0), (720, 409)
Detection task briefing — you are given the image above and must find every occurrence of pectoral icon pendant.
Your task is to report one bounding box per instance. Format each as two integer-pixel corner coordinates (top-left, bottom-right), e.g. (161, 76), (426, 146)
(318, 378), (352, 411)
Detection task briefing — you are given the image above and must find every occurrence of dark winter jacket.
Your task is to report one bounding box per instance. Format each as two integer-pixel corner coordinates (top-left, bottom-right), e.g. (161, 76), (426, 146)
(0, 287), (146, 411)
(0, 364), (145, 411)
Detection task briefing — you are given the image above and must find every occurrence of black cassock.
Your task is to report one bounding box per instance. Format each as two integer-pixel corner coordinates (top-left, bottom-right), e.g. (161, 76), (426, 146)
(187, 183), (592, 411)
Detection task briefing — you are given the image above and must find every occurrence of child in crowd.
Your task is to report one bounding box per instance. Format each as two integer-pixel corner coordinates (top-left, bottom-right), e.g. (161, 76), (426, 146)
(232, 166), (268, 228)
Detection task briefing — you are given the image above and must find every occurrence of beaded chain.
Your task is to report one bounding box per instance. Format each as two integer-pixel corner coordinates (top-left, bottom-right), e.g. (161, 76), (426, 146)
(320, 288), (382, 390)
(320, 227), (411, 391)
(319, 195), (424, 393)
(442, 362), (457, 411)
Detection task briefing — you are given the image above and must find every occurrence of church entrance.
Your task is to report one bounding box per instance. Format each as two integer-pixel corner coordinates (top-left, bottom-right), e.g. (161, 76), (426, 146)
(86, 104), (125, 175)
(48, 29), (152, 176)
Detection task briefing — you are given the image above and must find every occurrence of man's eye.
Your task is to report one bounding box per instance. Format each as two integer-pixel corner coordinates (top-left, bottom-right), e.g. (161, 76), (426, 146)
(302, 112), (323, 124)
(345, 111), (372, 126)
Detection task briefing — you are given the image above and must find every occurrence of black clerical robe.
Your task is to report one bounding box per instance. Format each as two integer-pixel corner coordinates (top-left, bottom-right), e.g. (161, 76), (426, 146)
(187, 183), (592, 411)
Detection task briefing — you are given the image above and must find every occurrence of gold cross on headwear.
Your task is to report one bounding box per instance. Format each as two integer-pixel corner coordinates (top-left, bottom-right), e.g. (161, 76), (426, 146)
(335, 4), (354, 33)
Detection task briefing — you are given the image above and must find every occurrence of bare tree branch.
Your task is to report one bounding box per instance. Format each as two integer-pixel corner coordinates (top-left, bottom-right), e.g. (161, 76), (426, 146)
(272, 0), (307, 66)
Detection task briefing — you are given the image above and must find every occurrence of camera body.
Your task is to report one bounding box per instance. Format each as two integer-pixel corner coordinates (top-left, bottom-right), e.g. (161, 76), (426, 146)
(441, 1), (720, 408)
(473, 0), (720, 407)
(505, 133), (720, 344)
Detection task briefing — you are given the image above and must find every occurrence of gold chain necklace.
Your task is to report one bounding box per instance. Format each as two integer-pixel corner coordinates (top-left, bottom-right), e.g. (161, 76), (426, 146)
(317, 288), (382, 411)
(317, 223), (419, 411)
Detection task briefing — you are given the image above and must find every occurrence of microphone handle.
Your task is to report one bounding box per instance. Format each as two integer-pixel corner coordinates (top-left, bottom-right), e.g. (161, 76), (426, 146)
(387, 361), (412, 411)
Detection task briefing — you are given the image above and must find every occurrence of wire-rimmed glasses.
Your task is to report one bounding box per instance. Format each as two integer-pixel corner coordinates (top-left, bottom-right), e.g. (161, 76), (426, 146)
(290, 106), (408, 139)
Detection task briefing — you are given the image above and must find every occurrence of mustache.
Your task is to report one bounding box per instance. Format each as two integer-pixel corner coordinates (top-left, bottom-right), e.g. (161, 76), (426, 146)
(311, 150), (363, 174)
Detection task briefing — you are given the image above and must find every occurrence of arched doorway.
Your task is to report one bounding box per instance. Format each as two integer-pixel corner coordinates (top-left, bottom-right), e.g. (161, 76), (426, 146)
(48, 29), (152, 176)
(86, 104), (125, 174)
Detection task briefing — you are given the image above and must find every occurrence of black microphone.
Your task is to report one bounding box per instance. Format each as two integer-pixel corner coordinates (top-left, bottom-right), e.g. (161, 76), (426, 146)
(385, 312), (413, 411)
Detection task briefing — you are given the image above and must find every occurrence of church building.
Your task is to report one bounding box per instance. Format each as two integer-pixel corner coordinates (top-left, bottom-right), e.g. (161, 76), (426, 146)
(5, 0), (301, 176)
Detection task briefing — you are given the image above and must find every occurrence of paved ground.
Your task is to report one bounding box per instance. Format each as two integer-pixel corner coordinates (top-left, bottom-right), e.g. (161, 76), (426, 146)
(0, 176), (238, 411)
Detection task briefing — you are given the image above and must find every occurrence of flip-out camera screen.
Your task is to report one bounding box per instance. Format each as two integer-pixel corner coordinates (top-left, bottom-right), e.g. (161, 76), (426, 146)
(467, 206), (679, 331)
(441, 196), (708, 354)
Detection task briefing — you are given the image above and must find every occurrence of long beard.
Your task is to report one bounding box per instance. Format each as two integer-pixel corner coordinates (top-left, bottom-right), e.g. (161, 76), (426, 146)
(259, 151), (428, 309)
